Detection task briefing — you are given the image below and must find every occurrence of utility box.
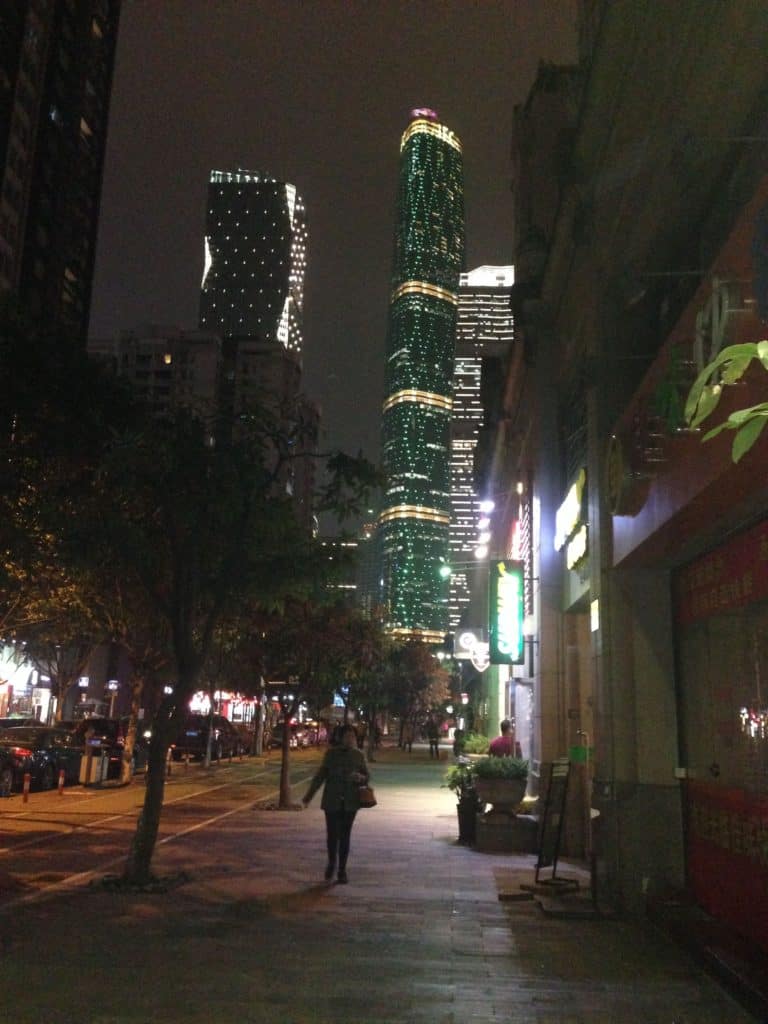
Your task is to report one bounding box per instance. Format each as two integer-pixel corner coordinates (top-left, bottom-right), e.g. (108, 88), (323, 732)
(79, 743), (109, 785)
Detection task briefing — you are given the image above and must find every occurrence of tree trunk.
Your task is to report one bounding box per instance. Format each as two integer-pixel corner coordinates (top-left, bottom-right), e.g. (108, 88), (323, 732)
(278, 718), (292, 808)
(366, 705), (377, 762)
(123, 712), (173, 885)
(120, 675), (144, 785)
(278, 696), (298, 809)
(254, 682), (264, 757)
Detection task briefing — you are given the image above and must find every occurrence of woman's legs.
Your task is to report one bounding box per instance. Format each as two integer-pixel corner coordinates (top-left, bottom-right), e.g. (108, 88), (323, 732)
(324, 809), (357, 878)
(337, 810), (357, 873)
(324, 810), (339, 873)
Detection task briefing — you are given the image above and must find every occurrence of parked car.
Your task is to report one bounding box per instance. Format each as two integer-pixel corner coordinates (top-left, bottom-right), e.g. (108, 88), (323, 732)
(231, 722), (255, 755)
(59, 717), (149, 778)
(171, 713), (242, 761)
(0, 726), (83, 791)
(0, 717), (40, 731)
(268, 722), (313, 750)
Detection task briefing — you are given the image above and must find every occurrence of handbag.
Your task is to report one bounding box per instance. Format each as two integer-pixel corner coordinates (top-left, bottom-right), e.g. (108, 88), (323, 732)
(358, 784), (377, 808)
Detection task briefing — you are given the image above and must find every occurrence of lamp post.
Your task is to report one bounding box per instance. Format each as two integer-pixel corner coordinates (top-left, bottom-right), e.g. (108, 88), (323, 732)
(106, 679), (119, 718)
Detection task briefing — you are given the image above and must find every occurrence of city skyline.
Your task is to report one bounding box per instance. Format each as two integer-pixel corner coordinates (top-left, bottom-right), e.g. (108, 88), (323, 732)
(89, 1), (578, 464)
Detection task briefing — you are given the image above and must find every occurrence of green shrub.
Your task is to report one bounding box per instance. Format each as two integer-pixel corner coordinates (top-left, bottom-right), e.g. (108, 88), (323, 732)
(471, 755), (529, 780)
(462, 732), (490, 754)
(443, 762), (477, 800)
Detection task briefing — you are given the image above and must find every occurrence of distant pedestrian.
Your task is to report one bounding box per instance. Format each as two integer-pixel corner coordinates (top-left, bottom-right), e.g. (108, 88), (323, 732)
(452, 727), (465, 759)
(401, 718), (414, 753)
(489, 719), (522, 758)
(426, 716), (440, 759)
(302, 723), (369, 884)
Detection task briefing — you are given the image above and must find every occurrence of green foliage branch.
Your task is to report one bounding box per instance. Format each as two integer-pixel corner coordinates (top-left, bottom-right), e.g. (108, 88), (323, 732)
(684, 340), (768, 463)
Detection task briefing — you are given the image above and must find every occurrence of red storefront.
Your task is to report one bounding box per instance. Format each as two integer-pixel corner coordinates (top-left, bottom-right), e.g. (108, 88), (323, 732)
(674, 519), (768, 952)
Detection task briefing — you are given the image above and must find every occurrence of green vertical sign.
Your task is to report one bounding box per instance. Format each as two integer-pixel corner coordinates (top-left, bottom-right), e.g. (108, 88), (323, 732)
(488, 559), (524, 664)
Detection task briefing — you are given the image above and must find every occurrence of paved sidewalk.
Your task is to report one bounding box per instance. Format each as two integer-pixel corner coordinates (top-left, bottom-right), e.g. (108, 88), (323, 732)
(0, 749), (757, 1024)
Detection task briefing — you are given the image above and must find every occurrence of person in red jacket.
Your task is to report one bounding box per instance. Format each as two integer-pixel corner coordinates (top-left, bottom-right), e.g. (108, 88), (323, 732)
(489, 719), (522, 758)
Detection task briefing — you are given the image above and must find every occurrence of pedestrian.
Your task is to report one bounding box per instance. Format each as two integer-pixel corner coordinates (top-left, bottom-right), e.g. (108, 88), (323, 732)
(426, 715), (440, 759)
(489, 718), (522, 758)
(401, 717), (414, 753)
(452, 727), (465, 759)
(302, 723), (369, 884)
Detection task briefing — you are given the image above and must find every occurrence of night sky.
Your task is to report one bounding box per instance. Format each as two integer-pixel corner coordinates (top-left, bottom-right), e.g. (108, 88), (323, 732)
(90, 1), (577, 463)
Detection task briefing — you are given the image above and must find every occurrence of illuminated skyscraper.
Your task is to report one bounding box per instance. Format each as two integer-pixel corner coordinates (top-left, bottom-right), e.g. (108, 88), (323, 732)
(449, 266), (515, 629)
(380, 109), (465, 642)
(199, 169), (307, 353)
(198, 169), (316, 531)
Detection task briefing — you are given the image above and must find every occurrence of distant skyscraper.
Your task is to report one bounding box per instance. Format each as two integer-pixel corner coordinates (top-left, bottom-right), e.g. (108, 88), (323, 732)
(198, 169), (316, 531)
(379, 109), (465, 643)
(0, 1), (122, 338)
(449, 266), (514, 630)
(199, 169), (307, 353)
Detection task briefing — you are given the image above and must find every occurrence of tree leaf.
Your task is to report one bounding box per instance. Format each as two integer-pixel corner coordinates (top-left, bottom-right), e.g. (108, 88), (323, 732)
(732, 416), (768, 463)
(720, 355), (753, 384)
(689, 384), (723, 428)
(758, 340), (768, 369)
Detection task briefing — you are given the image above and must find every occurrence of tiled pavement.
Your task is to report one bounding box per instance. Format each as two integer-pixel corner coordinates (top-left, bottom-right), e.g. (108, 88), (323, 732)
(0, 749), (757, 1024)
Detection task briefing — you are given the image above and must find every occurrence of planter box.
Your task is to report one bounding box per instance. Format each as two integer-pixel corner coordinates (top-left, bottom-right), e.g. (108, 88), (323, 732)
(475, 813), (538, 853)
(475, 777), (527, 819)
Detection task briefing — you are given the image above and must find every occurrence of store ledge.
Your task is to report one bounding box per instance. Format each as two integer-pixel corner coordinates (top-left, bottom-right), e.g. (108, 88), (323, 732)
(646, 891), (768, 1022)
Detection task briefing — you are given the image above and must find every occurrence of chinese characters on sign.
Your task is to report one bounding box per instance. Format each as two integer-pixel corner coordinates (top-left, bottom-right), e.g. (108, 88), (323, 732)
(675, 519), (768, 625)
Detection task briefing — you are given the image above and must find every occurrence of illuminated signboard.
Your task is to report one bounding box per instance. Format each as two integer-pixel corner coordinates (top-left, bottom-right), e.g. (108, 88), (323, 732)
(488, 560), (524, 664)
(555, 468), (589, 570)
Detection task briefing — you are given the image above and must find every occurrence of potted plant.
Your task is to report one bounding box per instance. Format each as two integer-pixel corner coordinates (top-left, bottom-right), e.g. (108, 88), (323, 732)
(471, 756), (529, 818)
(444, 761), (482, 844)
(462, 732), (490, 757)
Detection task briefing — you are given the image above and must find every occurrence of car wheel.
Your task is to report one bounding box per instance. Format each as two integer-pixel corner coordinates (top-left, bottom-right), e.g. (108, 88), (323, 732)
(0, 766), (12, 797)
(40, 764), (56, 791)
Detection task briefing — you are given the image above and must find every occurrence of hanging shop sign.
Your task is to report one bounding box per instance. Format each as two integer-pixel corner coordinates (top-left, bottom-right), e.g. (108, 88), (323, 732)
(554, 468), (588, 569)
(488, 560), (524, 665)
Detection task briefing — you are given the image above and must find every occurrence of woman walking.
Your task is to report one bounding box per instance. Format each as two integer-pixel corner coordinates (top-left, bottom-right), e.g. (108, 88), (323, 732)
(302, 723), (369, 884)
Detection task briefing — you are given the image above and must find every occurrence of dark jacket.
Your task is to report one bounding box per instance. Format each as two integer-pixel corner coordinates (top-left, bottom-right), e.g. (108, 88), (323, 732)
(304, 745), (369, 812)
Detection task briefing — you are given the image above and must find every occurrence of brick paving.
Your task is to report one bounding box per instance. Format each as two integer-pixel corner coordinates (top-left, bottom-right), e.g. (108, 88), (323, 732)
(0, 747), (757, 1023)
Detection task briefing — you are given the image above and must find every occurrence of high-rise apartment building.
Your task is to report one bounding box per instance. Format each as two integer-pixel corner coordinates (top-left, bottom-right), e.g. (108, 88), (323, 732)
(88, 324), (221, 419)
(199, 169), (307, 353)
(0, 1), (121, 338)
(379, 109), (465, 642)
(448, 266), (514, 629)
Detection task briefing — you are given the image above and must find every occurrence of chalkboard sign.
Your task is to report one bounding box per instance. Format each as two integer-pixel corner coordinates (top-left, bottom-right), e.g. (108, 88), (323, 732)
(535, 758), (571, 885)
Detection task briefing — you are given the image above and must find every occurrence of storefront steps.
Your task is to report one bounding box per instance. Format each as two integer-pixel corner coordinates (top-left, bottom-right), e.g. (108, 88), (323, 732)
(646, 890), (768, 1021)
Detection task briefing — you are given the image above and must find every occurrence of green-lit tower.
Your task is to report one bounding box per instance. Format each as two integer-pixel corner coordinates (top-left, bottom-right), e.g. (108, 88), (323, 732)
(379, 109), (465, 642)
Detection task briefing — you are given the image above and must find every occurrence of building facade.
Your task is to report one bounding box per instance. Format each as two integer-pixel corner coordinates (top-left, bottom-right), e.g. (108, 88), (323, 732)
(0, 0), (121, 338)
(478, 1), (768, 969)
(379, 109), (465, 643)
(448, 265), (514, 631)
(199, 169), (307, 354)
(198, 168), (316, 533)
(88, 324), (221, 419)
